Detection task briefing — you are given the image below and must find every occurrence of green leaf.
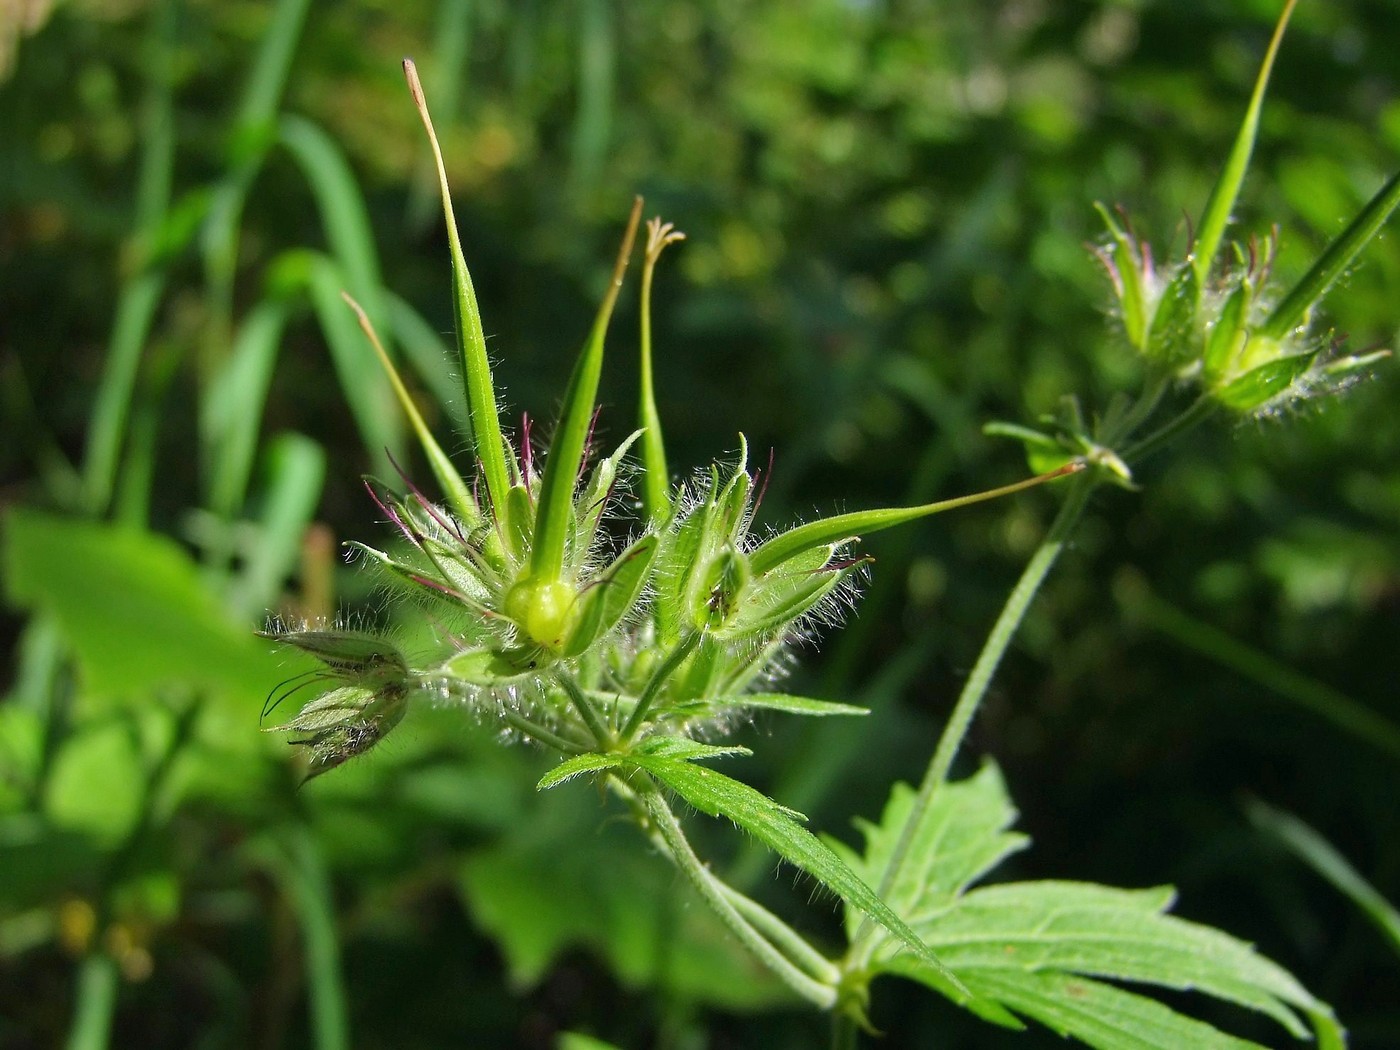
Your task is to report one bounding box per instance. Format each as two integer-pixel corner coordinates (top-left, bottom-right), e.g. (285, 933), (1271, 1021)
(537, 752), (623, 790)
(846, 762), (1341, 1048)
(44, 721), (145, 844)
(948, 969), (1263, 1050)
(678, 692), (869, 718)
(633, 736), (751, 762)
(833, 762), (1028, 938)
(1258, 169), (1400, 341)
(632, 754), (966, 996)
(530, 199), (642, 583)
(2, 509), (288, 708)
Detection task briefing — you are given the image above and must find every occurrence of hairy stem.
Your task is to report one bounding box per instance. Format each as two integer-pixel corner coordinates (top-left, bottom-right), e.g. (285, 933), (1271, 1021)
(636, 777), (838, 1009)
(850, 471), (1094, 960)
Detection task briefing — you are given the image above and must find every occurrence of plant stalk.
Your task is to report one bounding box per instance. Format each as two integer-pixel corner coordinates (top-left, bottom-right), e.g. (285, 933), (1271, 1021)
(636, 778), (838, 1009)
(850, 470), (1095, 960)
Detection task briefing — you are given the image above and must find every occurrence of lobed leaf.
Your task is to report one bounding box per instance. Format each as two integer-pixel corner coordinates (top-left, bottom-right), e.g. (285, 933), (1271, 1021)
(845, 762), (1342, 1048)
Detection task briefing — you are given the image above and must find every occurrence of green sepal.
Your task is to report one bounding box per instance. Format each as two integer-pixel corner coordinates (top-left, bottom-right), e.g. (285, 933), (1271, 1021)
(1202, 276), (1253, 383)
(1094, 203), (1151, 351)
(505, 483), (534, 563)
(577, 430), (645, 550)
(259, 628), (407, 680)
(1146, 263), (1199, 365)
(444, 646), (548, 686)
(562, 534), (659, 658)
(342, 291), (480, 528)
(1212, 351), (1316, 412)
(719, 554), (853, 642)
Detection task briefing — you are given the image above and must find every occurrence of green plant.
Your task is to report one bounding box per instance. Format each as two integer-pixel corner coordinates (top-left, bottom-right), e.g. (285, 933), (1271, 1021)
(262, 2), (1395, 1037)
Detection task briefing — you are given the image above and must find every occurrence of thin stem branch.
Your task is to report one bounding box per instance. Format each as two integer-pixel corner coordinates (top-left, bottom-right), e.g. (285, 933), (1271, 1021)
(497, 706), (591, 754)
(636, 777), (838, 1010)
(849, 472), (1095, 960)
(620, 630), (701, 740)
(1121, 394), (1218, 464)
(720, 884), (840, 984)
(554, 671), (613, 748)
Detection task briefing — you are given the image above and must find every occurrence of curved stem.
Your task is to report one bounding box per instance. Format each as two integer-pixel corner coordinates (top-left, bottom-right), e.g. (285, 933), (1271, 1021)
(850, 472), (1095, 960)
(637, 777), (838, 1009)
(720, 884), (840, 984)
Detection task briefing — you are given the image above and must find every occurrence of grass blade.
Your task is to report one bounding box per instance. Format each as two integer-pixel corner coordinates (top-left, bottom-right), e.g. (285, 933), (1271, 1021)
(1248, 800), (1400, 959)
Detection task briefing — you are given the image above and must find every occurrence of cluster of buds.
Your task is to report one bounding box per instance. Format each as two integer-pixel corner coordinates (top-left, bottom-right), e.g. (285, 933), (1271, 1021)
(261, 61), (1075, 780)
(1093, 203), (1391, 416)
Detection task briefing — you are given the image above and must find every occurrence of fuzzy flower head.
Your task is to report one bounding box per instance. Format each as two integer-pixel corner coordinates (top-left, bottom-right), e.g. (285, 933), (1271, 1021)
(260, 59), (1079, 775)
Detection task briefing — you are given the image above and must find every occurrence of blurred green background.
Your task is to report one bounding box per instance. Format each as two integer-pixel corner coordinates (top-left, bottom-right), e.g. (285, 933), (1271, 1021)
(2, 0), (1398, 1047)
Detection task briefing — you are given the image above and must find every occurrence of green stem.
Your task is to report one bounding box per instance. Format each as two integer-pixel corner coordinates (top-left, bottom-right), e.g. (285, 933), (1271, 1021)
(498, 706), (591, 755)
(1121, 395), (1218, 464)
(831, 1013), (859, 1050)
(637, 778), (838, 1009)
(64, 952), (120, 1050)
(850, 471), (1095, 959)
(620, 631), (701, 741)
(554, 671), (614, 748)
(720, 884), (839, 984)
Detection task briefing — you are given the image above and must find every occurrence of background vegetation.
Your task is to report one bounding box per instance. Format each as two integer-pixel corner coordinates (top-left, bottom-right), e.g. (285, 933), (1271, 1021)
(2, 0), (1398, 1046)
